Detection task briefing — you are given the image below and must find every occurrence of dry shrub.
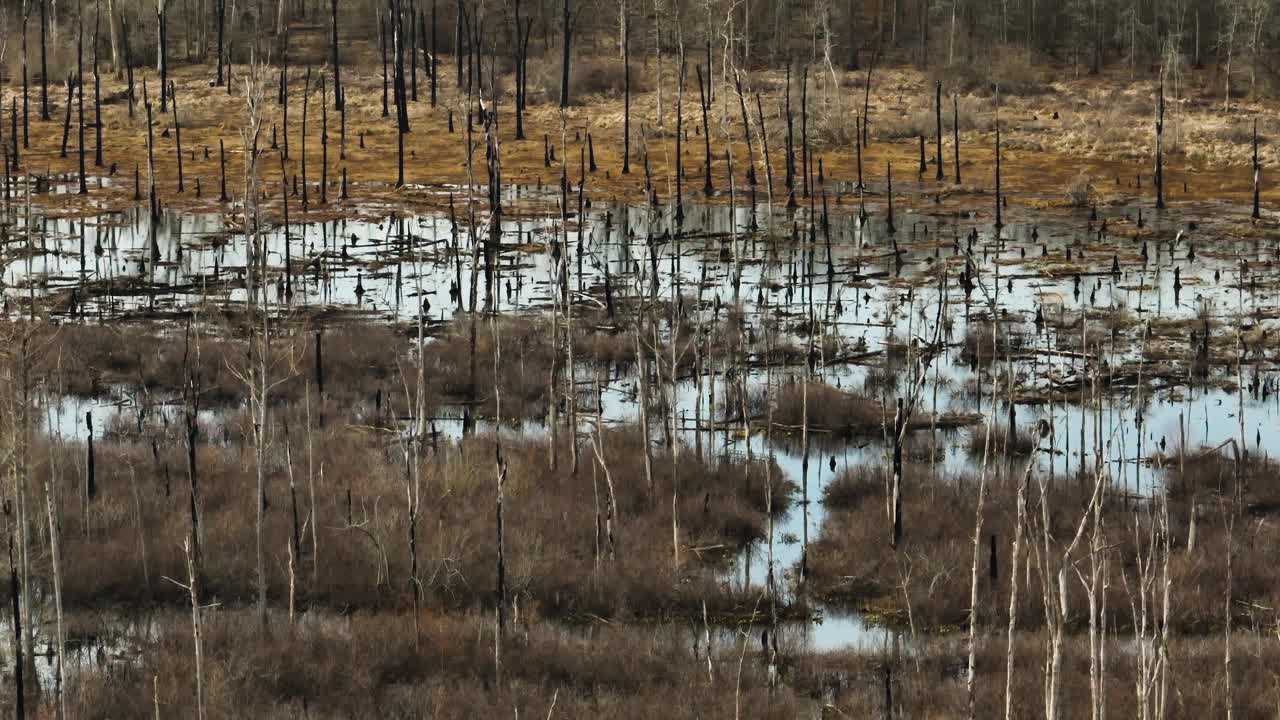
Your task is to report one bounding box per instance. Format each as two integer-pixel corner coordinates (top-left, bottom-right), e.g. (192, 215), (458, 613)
(965, 421), (1038, 458)
(873, 109), (934, 142)
(809, 446), (1280, 634)
(525, 55), (649, 105)
(67, 608), (806, 719)
(1064, 172), (1097, 207)
(960, 321), (1025, 365)
(809, 98), (868, 147)
(43, 421), (789, 621)
(822, 464), (899, 509)
(772, 380), (887, 436)
(59, 605), (1280, 719)
(32, 320), (413, 412)
(930, 57), (1051, 97)
(1216, 123), (1259, 146)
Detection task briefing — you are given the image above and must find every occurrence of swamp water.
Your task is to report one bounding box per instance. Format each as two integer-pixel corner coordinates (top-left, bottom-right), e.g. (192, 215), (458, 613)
(12, 183), (1280, 655)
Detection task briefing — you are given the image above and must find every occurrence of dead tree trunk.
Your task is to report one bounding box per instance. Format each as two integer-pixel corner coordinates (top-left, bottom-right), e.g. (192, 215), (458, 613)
(847, 0), (859, 69)
(94, 8), (104, 168)
(1154, 79), (1164, 209)
(123, 15), (135, 118)
(146, 85), (158, 217)
(184, 536), (205, 720)
(454, 0), (464, 87)
(21, 6), (30, 148)
(935, 81), (944, 180)
(621, 9), (630, 172)
(784, 65), (794, 199)
(1253, 118), (1262, 219)
(173, 82), (184, 191)
(60, 76), (74, 158)
(994, 106), (1003, 227)
(953, 94), (960, 184)
(158, 0), (169, 113)
(675, 60), (685, 223)
(86, 413), (97, 498)
(40, 0), (50, 121)
(9, 537), (24, 720)
(513, 0), (528, 140)
(321, 76), (329, 202)
(281, 55), (290, 160)
(218, 137), (228, 202)
(890, 397), (904, 547)
(302, 68), (310, 206)
(430, 0), (438, 106)
(331, 0), (342, 108)
(697, 65), (712, 195)
(107, 0), (121, 75)
(216, 0), (225, 85)
(77, 22), (88, 194)
(886, 161), (895, 233)
(801, 65), (809, 198)
(559, 0), (575, 107)
(409, 0), (419, 101)
(734, 72), (756, 186)
(393, 1), (410, 133)
(381, 17), (390, 117)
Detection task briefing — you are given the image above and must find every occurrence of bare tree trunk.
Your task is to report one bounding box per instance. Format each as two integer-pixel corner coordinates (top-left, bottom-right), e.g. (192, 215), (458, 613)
(157, 0), (169, 111)
(559, 0), (573, 107)
(1252, 117), (1261, 219)
(44, 448), (68, 720)
(185, 536), (205, 720)
(965, 321), (998, 719)
(934, 81), (944, 180)
(8, 537), (24, 720)
(107, 0), (121, 73)
(332, 0), (342, 109)
(1003, 446), (1040, 720)
(622, 4), (630, 172)
(40, 0), (50, 121)
(1154, 79), (1164, 209)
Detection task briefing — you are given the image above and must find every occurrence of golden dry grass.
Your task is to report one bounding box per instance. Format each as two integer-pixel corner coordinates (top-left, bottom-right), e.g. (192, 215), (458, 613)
(5, 43), (1279, 230)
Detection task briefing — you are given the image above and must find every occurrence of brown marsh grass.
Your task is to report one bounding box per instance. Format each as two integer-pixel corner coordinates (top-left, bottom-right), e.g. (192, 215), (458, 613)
(808, 454), (1280, 633)
(41, 423), (791, 621)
